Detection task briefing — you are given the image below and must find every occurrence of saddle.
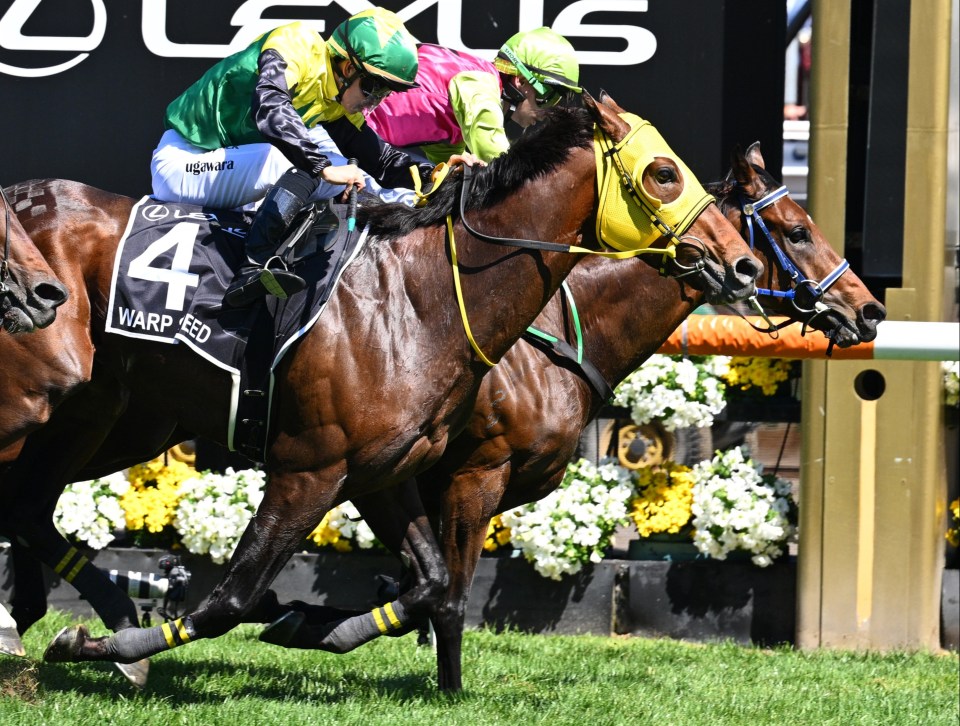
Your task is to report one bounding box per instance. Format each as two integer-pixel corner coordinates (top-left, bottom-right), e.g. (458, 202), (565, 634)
(106, 195), (368, 462)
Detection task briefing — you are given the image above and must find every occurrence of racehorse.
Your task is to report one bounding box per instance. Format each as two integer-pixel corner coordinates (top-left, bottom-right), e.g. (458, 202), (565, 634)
(0, 94), (761, 682)
(0, 186), (70, 657)
(0, 186), (67, 336)
(265, 134), (886, 691)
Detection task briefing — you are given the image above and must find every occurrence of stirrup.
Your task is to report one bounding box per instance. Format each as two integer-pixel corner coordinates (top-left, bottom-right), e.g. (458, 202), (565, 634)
(224, 264), (306, 308)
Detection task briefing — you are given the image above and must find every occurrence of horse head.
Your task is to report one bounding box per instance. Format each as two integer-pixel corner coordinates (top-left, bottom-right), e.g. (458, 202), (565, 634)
(724, 143), (886, 347)
(0, 186), (68, 333)
(589, 91), (761, 306)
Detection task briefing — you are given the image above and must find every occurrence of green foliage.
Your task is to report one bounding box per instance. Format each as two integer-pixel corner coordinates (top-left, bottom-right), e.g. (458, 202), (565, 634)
(1, 611), (956, 725)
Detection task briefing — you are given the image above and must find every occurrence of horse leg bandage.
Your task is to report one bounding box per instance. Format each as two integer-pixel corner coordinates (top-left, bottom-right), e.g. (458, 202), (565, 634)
(104, 617), (197, 662)
(51, 545), (140, 630)
(318, 601), (408, 654)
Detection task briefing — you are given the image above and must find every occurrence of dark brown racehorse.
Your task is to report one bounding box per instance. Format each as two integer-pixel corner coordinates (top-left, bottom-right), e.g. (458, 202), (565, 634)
(289, 139), (887, 691)
(0, 186), (69, 657)
(0, 186), (67, 336)
(0, 95), (760, 681)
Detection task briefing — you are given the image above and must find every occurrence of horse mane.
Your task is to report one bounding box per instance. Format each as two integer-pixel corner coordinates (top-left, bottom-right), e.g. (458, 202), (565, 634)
(705, 162), (782, 215)
(360, 106), (596, 239)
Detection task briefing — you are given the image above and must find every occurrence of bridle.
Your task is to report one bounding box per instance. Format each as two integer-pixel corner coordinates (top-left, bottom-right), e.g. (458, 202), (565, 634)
(735, 183), (852, 354)
(0, 185), (12, 295)
(444, 110), (722, 366)
(594, 127), (713, 282)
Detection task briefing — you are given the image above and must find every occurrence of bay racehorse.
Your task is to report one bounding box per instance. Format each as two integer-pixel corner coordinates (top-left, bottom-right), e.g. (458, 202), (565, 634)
(0, 185), (70, 657)
(0, 95), (761, 683)
(0, 186), (67, 336)
(264, 136), (886, 691)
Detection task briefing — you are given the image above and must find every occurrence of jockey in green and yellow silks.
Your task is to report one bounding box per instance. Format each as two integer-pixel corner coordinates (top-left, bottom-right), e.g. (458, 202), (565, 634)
(151, 9), (438, 306)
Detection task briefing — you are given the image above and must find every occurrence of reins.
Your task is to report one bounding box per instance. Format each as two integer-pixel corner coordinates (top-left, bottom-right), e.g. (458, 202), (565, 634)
(732, 184), (852, 355)
(447, 116), (715, 366)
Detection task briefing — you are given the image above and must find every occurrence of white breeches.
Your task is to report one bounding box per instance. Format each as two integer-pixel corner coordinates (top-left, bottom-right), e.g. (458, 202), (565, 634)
(150, 127), (415, 209)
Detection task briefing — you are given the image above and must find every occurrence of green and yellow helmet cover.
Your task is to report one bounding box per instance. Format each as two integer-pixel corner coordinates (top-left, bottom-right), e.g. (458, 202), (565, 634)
(594, 113), (714, 252)
(494, 26), (581, 97)
(327, 8), (419, 89)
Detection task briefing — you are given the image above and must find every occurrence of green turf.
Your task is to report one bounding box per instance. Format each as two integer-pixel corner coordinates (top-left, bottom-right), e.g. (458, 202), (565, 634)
(1, 611), (956, 725)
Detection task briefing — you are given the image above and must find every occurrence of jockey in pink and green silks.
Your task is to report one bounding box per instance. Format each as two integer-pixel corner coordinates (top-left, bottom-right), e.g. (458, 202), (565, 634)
(365, 26), (582, 164)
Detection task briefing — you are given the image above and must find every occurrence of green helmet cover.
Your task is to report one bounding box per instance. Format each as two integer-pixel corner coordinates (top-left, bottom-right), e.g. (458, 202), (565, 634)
(495, 27), (581, 98)
(327, 8), (419, 90)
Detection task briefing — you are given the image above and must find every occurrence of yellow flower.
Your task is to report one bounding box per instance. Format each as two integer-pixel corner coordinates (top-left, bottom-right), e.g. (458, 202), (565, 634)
(628, 461), (694, 537)
(722, 357), (794, 396)
(306, 511), (354, 552)
(947, 498), (960, 548)
(484, 515), (512, 552)
(121, 457), (195, 533)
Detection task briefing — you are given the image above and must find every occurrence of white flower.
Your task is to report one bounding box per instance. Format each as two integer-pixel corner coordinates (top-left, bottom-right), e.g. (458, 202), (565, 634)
(54, 472), (130, 550)
(501, 458), (635, 581)
(173, 470), (266, 564)
(613, 355), (730, 430)
(943, 361), (959, 407)
(689, 447), (796, 566)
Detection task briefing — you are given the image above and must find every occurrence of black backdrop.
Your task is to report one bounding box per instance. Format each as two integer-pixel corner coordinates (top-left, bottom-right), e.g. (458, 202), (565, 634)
(0, 1), (784, 197)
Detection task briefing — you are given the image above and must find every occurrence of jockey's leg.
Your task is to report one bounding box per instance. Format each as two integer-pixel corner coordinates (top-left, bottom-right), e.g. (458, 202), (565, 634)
(223, 167), (320, 307)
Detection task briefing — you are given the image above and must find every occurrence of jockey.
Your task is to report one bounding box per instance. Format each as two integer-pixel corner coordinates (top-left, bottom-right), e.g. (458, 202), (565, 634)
(365, 26), (582, 164)
(150, 9), (438, 307)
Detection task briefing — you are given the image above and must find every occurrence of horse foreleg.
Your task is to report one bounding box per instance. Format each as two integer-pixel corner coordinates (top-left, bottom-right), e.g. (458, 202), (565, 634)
(46, 468), (340, 664)
(9, 539), (50, 635)
(431, 464), (510, 692)
(261, 478), (448, 653)
(16, 524), (141, 633)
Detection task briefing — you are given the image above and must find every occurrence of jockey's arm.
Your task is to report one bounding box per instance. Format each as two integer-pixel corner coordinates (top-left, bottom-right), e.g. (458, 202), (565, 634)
(448, 71), (509, 163)
(251, 49), (332, 178)
(322, 116), (435, 190)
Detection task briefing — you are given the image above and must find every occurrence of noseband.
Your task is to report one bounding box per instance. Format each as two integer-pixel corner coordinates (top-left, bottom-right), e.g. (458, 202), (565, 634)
(737, 184), (852, 354)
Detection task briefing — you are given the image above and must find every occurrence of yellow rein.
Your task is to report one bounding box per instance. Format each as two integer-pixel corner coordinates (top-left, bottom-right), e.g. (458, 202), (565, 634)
(447, 215), (677, 367)
(445, 113), (713, 367)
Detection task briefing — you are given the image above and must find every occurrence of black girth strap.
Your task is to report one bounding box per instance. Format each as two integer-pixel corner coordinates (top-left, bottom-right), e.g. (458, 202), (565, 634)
(520, 331), (614, 403)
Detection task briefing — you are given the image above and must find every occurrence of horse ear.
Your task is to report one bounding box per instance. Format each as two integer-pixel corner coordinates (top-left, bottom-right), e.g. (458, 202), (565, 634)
(584, 92), (626, 139)
(582, 89), (599, 118)
(597, 90), (627, 114)
(744, 142), (766, 170)
(729, 144), (762, 195)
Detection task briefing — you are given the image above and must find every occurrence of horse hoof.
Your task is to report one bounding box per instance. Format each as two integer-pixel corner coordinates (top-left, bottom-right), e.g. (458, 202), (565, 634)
(43, 624), (89, 662)
(259, 611), (306, 647)
(0, 628), (26, 657)
(114, 658), (150, 688)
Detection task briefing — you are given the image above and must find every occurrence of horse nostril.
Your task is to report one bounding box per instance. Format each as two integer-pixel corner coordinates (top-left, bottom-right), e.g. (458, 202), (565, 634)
(35, 281), (69, 307)
(860, 301), (887, 325)
(735, 255), (763, 282)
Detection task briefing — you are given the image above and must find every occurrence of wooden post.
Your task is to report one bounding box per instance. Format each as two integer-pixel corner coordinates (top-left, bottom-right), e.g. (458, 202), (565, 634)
(798, 0), (952, 649)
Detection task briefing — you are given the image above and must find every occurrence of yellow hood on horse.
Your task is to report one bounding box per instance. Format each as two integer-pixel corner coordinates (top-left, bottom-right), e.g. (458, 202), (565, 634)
(594, 112), (714, 253)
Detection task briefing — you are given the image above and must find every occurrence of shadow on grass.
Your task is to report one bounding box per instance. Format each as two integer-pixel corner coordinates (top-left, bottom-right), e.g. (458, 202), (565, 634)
(31, 655), (440, 705)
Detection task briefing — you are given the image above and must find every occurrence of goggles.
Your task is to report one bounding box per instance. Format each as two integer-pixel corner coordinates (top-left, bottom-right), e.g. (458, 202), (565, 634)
(534, 84), (564, 107)
(359, 74), (392, 104)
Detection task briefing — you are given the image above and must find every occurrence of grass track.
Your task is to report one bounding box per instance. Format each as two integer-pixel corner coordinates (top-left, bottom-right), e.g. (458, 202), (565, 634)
(1, 611), (957, 725)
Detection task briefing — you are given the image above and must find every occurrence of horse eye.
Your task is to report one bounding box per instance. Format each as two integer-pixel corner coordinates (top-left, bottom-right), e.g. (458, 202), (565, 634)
(655, 167), (676, 184)
(787, 226), (809, 244)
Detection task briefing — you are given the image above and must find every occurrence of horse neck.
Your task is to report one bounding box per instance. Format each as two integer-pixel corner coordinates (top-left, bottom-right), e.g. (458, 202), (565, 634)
(452, 149), (598, 363)
(564, 256), (704, 392)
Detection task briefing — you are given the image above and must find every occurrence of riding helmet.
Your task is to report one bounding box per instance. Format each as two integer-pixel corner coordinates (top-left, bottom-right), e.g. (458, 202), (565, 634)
(327, 8), (420, 91)
(495, 27), (581, 103)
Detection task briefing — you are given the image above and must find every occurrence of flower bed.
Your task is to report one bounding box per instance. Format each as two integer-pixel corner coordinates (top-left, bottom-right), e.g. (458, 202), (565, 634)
(53, 461), (377, 564)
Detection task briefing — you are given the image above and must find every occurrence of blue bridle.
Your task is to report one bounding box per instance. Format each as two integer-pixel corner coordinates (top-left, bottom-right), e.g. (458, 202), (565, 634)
(738, 184), (851, 345)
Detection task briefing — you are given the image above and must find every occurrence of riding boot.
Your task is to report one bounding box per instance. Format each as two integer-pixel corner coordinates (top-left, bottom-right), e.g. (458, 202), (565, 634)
(224, 168), (320, 308)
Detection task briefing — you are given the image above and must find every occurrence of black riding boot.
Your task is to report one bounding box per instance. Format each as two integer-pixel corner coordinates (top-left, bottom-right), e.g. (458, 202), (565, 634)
(224, 168), (320, 308)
